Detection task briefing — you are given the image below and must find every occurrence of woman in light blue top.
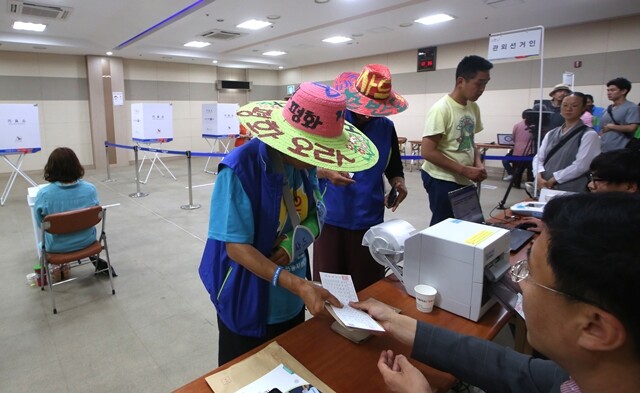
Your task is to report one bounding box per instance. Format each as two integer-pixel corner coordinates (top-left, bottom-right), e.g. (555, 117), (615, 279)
(35, 147), (99, 253)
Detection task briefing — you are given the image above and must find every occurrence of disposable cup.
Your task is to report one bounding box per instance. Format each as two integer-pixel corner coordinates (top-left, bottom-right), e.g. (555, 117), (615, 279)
(414, 284), (437, 313)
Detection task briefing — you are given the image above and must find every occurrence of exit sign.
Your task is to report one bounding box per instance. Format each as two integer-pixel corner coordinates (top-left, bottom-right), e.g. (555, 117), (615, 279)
(417, 47), (437, 72)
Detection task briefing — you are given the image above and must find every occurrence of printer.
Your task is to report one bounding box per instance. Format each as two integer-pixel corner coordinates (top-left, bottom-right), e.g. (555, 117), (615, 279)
(403, 218), (511, 322)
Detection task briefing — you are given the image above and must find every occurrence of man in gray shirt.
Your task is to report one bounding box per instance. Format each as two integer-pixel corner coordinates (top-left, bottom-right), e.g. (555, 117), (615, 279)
(600, 77), (640, 152)
(353, 193), (640, 393)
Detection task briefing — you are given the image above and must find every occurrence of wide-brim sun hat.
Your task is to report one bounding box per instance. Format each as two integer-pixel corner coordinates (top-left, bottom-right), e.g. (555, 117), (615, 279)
(334, 64), (408, 117)
(549, 83), (572, 97)
(236, 82), (379, 171)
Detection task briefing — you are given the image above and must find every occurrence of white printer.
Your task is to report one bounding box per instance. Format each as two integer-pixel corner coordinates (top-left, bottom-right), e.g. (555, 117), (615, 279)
(403, 218), (511, 322)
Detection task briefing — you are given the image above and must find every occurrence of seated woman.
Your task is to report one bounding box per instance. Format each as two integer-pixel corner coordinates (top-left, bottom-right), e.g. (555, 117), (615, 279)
(532, 92), (601, 192)
(35, 147), (99, 253)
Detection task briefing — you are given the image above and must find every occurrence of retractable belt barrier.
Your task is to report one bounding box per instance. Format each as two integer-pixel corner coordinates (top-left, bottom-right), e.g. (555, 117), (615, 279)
(103, 141), (445, 209)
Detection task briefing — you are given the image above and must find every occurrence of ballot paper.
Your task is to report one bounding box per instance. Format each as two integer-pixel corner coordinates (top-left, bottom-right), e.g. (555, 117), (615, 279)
(236, 363), (310, 393)
(319, 272), (384, 332)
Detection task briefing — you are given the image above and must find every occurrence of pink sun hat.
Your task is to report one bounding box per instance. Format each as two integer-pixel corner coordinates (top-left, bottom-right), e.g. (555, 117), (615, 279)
(235, 82), (379, 171)
(334, 64), (408, 117)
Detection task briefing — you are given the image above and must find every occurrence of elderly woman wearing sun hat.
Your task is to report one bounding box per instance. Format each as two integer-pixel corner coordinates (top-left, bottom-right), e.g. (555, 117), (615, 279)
(198, 82), (379, 365)
(313, 64), (409, 292)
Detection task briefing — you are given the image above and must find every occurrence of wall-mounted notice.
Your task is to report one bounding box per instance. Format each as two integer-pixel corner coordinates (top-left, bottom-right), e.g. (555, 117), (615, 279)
(113, 92), (124, 106)
(0, 104), (41, 152)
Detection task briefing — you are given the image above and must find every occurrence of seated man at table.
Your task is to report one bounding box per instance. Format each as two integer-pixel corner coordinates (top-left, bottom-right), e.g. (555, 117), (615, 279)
(353, 192), (640, 393)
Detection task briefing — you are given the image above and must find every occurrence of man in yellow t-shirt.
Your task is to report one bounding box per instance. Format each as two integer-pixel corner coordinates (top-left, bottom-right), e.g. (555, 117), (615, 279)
(421, 55), (493, 225)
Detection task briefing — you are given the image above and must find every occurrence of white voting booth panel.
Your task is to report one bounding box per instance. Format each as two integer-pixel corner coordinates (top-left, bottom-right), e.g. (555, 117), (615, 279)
(131, 103), (173, 141)
(202, 103), (239, 136)
(0, 104), (41, 151)
(131, 103), (176, 183)
(1, 104), (40, 205)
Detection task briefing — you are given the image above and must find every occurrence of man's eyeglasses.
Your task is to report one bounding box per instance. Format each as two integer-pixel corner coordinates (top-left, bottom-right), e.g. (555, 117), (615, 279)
(510, 259), (601, 309)
(510, 259), (567, 296)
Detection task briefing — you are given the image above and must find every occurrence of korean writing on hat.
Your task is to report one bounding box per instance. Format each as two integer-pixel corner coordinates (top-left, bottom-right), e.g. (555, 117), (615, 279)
(237, 106), (285, 139)
(288, 138), (355, 167)
(288, 100), (323, 130)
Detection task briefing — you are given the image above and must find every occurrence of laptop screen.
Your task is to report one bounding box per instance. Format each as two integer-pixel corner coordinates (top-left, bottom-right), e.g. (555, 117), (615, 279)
(448, 185), (485, 224)
(497, 133), (514, 146)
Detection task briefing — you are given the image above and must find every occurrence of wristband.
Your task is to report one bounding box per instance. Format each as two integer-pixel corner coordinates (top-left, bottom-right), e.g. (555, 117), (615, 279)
(271, 266), (284, 287)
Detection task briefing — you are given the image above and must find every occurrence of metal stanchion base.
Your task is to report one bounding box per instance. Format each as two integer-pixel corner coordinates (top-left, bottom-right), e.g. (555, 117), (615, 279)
(180, 203), (201, 210)
(102, 179), (117, 183)
(129, 192), (149, 198)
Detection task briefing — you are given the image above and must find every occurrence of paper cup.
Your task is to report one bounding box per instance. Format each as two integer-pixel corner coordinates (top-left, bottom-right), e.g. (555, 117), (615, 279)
(414, 284), (437, 313)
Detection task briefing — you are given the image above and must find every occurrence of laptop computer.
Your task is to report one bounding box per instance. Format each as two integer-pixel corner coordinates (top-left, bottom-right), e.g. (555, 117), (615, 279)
(448, 184), (535, 251)
(496, 133), (514, 146)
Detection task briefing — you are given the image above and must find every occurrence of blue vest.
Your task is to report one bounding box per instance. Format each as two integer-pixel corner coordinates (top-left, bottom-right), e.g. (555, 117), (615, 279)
(321, 112), (395, 230)
(199, 138), (316, 337)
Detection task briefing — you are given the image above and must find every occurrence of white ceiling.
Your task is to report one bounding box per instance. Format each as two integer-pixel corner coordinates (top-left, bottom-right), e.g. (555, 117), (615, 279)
(1, 0), (639, 70)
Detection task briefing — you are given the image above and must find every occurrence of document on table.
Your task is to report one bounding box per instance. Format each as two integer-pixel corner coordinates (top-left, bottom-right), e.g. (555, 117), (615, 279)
(236, 363), (312, 393)
(319, 272), (384, 332)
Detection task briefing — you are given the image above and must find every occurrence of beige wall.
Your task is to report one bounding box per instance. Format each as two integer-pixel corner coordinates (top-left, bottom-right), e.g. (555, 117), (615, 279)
(280, 15), (640, 168)
(1, 15), (639, 174)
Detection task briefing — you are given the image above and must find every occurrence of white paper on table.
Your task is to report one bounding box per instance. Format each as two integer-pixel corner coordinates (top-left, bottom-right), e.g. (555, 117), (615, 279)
(319, 272), (384, 332)
(235, 363), (309, 393)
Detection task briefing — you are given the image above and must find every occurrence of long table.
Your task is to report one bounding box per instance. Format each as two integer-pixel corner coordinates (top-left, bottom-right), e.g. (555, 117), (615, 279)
(174, 278), (512, 393)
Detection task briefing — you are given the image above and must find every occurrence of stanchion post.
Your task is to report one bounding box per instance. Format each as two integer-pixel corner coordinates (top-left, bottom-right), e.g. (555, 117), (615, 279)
(102, 142), (116, 183)
(181, 151), (201, 210)
(129, 145), (149, 198)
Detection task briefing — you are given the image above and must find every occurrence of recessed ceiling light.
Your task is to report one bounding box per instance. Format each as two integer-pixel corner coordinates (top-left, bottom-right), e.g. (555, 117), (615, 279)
(278, 66), (284, 69)
(236, 19), (272, 30)
(106, 51), (113, 56)
(263, 50), (286, 56)
(212, 60), (218, 64)
(399, 22), (413, 28)
(322, 36), (352, 44)
(266, 15), (281, 20)
(184, 41), (211, 48)
(315, 0), (330, 3)
(351, 33), (363, 38)
(414, 13), (455, 26)
(12, 21), (46, 32)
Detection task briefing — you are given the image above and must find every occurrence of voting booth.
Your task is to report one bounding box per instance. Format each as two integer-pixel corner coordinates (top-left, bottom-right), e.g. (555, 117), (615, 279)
(201, 103), (240, 174)
(130, 103), (176, 183)
(0, 104), (41, 205)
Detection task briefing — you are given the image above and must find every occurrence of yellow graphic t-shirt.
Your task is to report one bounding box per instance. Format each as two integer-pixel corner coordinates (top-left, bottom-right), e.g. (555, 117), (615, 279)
(421, 95), (483, 185)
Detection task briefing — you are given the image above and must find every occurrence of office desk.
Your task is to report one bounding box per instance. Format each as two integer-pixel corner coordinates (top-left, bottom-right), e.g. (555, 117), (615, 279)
(174, 278), (511, 393)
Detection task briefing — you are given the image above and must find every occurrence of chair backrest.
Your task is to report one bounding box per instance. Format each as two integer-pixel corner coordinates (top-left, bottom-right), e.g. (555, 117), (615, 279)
(43, 206), (103, 235)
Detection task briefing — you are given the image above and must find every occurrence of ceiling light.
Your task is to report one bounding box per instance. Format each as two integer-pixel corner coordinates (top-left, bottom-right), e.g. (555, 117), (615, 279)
(12, 21), (46, 32)
(106, 51), (113, 56)
(236, 19), (272, 30)
(266, 15), (281, 20)
(212, 60), (218, 64)
(315, 0), (330, 3)
(184, 41), (211, 48)
(399, 22), (413, 28)
(414, 14), (455, 26)
(322, 36), (352, 44)
(263, 51), (286, 56)
(278, 66), (284, 69)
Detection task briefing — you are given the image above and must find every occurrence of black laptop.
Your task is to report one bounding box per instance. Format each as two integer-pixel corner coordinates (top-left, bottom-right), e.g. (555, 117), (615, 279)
(448, 185), (534, 251)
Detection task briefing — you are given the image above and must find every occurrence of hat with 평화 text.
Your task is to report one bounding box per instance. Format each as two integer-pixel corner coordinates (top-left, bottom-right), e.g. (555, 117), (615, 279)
(235, 82), (379, 171)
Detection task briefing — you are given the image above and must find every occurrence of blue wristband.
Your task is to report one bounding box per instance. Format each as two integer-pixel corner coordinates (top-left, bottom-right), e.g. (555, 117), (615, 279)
(271, 266), (284, 287)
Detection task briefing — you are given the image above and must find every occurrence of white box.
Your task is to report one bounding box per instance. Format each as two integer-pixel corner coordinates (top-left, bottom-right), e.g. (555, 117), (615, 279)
(403, 219), (511, 321)
(131, 103), (173, 141)
(0, 104), (41, 152)
(202, 103), (240, 136)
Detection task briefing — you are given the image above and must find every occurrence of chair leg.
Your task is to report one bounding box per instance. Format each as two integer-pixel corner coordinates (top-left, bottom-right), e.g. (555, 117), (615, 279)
(101, 240), (116, 296)
(45, 263), (57, 314)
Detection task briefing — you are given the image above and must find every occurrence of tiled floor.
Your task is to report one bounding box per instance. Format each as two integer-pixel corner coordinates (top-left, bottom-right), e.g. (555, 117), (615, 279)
(0, 156), (528, 392)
